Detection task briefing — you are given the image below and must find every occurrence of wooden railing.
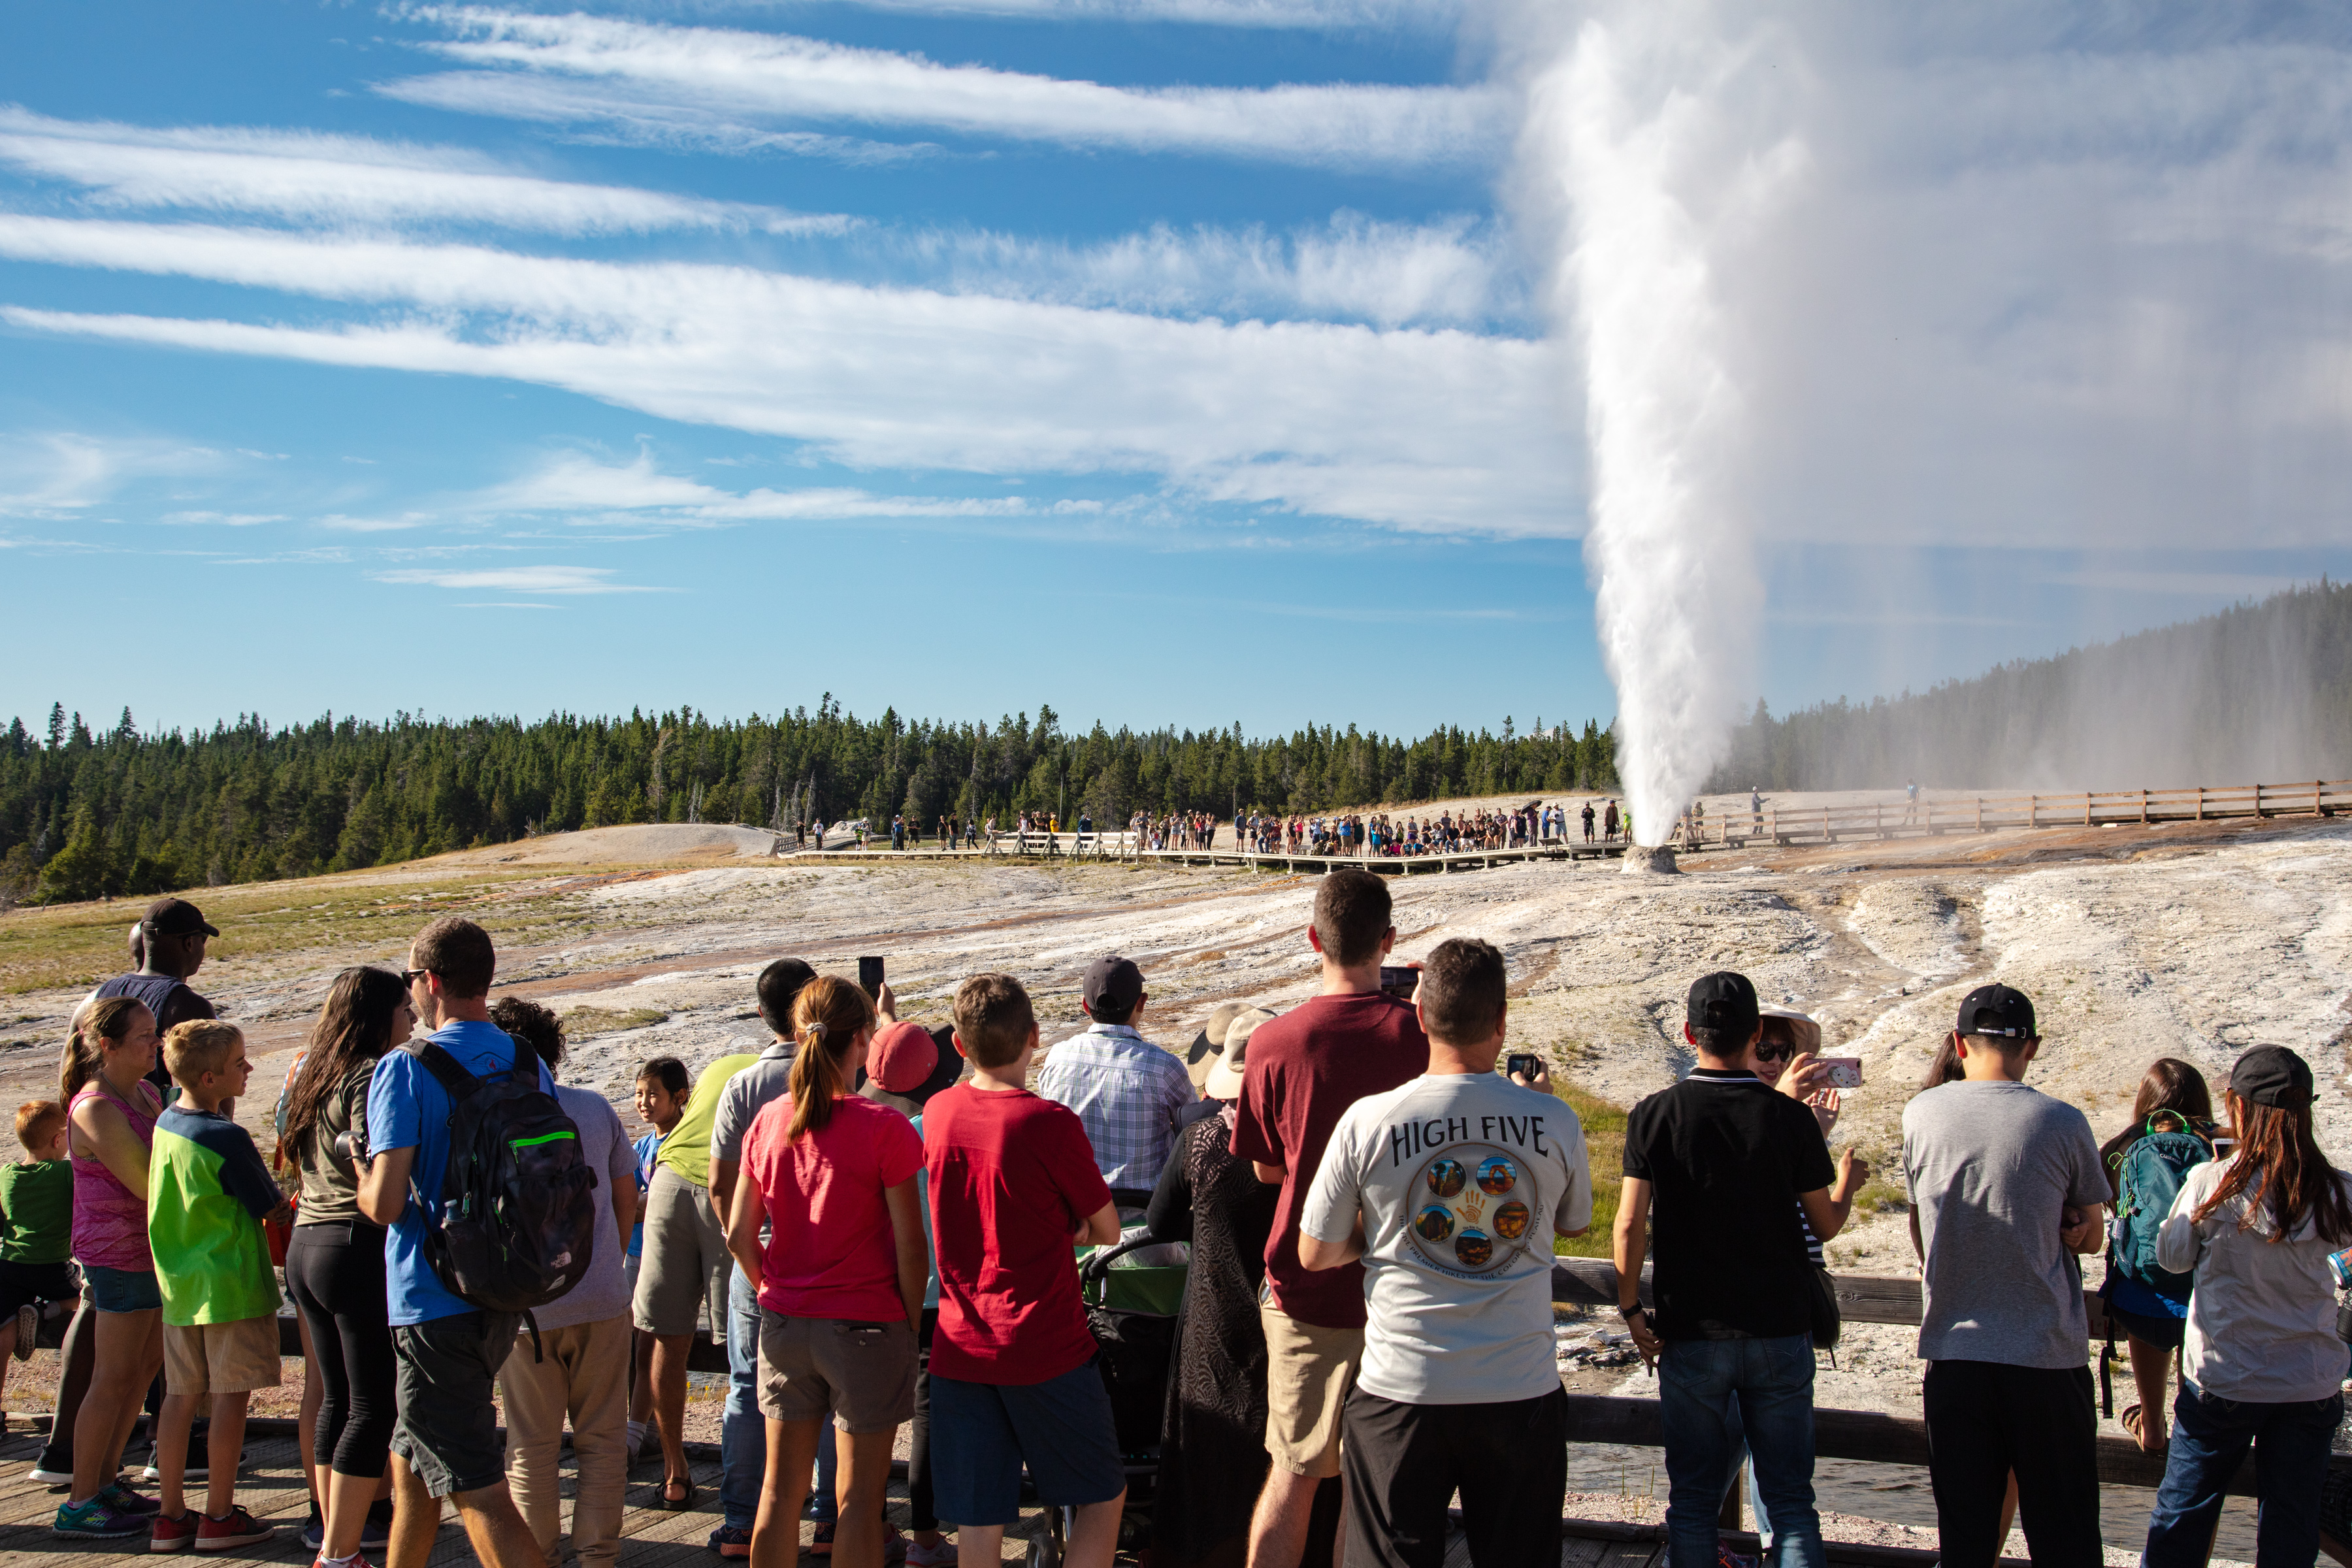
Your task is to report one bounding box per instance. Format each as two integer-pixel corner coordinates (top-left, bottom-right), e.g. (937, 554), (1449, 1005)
(1548, 1258), (2347, 1497)
(1701, 778), (2352, 850)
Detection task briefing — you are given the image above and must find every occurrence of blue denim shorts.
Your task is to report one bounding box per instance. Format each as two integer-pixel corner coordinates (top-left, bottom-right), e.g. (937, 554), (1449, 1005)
(85, 1264), (162, 1314)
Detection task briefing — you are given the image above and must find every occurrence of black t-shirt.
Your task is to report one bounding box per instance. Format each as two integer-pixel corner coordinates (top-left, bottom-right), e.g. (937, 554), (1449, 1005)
(1622, 1069), (1835, 1340)
(95, 971), (215, 1092)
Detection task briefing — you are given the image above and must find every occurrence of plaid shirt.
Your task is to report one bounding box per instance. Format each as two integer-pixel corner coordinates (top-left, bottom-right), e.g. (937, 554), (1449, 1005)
(1034, 1024), (1196, 1192)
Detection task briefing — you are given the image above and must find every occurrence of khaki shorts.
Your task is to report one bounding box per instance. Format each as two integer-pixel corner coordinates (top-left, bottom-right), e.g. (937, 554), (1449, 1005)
(163, 1316), (282, 1397)
(633, 1166), (730, 1337)
(757, 1311), (917, 1434)
(1260, 1302), (1362, 1478)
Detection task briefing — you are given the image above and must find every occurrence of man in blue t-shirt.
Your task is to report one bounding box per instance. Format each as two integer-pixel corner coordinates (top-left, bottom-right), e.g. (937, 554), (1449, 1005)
(356, 917), (548, 1568)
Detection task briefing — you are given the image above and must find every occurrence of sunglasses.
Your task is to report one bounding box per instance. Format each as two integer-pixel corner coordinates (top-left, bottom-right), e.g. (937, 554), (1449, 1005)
(1752, 1041), (1795, 1063)
(403, 968), (434, 983)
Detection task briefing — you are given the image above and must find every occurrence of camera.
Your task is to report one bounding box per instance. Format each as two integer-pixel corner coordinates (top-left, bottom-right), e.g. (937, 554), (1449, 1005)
(1379, 965), (1419, 1000)
(1506, 1053), (1543, 1083)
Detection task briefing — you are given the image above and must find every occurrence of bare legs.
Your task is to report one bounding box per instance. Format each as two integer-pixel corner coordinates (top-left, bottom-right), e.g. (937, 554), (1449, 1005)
(1249, 1466), (1341, 1568)
(2127, 1332), (2175, 1451)
(385, 1452), (542, 1568)
(751, 1421), (896, 1568)
(69, 1307), (161, 1505)
(651, 1331), (693, 1501)
(156, 1390), (250, 1520)
(956, 1494), (1125, 1568)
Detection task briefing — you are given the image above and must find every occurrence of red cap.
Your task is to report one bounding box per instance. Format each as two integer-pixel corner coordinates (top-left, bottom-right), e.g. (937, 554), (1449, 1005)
(867, 1021), (939, 1094)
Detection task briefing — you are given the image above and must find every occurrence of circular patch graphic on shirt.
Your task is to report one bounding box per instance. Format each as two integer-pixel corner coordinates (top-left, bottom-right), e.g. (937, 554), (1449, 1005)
(1404, 1141), (1538, 1279)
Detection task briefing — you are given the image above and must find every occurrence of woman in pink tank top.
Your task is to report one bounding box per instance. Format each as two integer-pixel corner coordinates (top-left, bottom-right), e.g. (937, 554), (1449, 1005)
(59, 998), (169, 1522)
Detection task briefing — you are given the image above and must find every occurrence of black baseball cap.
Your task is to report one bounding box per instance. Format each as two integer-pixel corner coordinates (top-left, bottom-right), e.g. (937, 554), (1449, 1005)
(2230, 1045), (2314, 1111)
(1956, 984), (2035, 1039)
(140, 897), (218, 939)
(1082, 955), (1145, 1013)
(1687, 972), (1759, 1037)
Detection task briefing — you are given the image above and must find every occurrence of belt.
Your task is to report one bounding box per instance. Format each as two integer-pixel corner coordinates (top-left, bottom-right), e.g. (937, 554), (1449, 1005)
(291, 1220), (387, 1240)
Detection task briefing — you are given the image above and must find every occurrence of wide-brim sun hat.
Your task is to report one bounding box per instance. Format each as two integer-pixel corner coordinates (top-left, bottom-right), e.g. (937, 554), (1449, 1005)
(1204, 1006), (1278, 1101)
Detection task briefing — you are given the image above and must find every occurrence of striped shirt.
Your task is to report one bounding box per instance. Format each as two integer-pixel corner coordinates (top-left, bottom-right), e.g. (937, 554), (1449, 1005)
(1034, 1024), (1196, 1192)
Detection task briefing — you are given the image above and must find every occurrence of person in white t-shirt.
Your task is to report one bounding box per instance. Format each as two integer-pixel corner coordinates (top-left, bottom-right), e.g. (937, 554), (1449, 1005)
(1299, 937), (1591, 1568)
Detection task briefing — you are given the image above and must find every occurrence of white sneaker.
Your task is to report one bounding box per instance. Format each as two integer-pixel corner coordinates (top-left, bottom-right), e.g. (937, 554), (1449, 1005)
(27, 1462), (74, 1484)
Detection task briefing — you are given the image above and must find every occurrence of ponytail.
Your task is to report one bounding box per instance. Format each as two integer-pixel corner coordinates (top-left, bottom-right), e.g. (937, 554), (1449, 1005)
(61, 997), (146, 1103)
(786, 976), (876, 1142)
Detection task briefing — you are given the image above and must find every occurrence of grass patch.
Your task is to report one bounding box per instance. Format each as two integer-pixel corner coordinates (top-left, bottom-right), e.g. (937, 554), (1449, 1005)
(1551, 1077), (1627, 1260)
(562, 1006), (670, 1037)
(1854, 1178), (1909, 1216)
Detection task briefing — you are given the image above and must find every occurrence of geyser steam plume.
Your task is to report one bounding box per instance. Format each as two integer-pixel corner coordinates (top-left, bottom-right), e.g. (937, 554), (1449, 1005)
(1524, 3), (1805, 847)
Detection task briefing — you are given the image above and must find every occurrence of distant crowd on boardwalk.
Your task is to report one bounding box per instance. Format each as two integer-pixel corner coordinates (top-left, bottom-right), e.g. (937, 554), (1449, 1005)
(3, 875), (2345, 1568)
(770, 802), (1652, 857)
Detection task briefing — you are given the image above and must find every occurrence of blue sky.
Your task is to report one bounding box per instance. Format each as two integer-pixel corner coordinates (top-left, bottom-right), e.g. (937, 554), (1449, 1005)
(5, 2), (2351, 742)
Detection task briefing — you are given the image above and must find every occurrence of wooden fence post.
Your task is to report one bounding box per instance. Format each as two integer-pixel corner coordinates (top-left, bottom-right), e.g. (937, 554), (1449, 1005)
(2084, 793), (2092, 827)
(2029, 794), (2037, 829)
(2197, 787), (2204, 822)
(2141, 790), (2148, 825)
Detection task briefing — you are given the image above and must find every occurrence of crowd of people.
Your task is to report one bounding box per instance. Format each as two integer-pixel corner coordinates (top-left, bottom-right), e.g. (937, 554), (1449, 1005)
(0, 880), (2345, 1568)
(1235, 801), (1593, 857)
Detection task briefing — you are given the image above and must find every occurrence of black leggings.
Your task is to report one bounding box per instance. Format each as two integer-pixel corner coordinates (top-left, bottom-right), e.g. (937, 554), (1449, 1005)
(286, 1222), (397, 1478)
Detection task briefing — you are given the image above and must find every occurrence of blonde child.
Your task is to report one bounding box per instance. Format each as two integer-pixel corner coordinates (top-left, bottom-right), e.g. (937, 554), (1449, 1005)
(146, 1020), (288, 1551)
(0, 1100), (75, 1413)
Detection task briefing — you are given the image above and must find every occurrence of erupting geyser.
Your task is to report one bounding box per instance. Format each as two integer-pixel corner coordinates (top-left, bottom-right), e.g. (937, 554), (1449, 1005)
(1522, 0), (1805, 850)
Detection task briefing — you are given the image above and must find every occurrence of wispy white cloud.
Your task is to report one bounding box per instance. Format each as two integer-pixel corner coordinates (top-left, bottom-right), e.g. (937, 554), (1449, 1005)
(0, 216), (1571, 534)
(916, 212), (1511, 328)
(0, 105), (851, 235)
(384, 7), (1505, 169)
(0, 432), (227, 517)
(472, 449), (1100, 521)
(373, 564), (663, 593)
(157, 510), (286, 525)
(690, 0), (1451, 25)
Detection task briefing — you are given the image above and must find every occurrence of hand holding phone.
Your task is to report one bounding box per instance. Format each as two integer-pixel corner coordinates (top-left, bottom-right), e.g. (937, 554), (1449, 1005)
(1506, 1053), (1544, 1086)
(858, 956), (885, 999)
(1818, 1056), (1863, 1090)
(1379, 964), (1420, 1000)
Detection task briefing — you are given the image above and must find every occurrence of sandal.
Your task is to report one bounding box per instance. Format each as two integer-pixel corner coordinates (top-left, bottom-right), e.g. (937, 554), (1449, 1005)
(2121, 1403), (2166, 1454)
(659, 1475), (696, 1511)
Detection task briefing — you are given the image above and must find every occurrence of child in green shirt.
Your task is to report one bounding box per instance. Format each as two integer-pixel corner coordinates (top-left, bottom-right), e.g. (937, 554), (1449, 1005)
(0, 1099), (74, 1414)
(146, 1021), (287, 1552)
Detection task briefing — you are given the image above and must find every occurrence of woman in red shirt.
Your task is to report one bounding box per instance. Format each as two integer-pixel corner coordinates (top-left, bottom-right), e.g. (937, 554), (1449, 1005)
(725, 977), (927, 1568)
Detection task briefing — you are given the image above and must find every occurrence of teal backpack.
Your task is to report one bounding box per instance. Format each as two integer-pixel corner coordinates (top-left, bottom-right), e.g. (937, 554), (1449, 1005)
(2098, 1112), (2212, 1414)
(2107, 1113), (2213, 1303)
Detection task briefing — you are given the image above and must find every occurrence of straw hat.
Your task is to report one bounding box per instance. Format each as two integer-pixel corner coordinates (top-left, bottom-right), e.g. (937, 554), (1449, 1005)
(1186, 1000), (1248, 1092)
(1204, 1007), (1279, 1101)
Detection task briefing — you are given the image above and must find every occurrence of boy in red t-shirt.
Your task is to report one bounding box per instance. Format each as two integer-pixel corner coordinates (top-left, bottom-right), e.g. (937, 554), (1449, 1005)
(924, 973), (1125, 1568)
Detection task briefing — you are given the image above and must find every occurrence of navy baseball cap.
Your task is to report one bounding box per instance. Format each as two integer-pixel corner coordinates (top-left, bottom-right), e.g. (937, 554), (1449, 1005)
(1956, 984), (2036, 1039)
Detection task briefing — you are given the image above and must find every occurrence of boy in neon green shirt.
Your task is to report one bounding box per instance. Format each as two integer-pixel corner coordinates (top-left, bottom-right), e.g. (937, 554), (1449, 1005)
(146, 1021), (288, 1552)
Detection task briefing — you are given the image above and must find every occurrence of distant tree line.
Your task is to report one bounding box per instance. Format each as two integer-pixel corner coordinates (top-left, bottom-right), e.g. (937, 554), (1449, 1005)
(0, 698), (1620, 904)
(1705, 580), (2352, 795)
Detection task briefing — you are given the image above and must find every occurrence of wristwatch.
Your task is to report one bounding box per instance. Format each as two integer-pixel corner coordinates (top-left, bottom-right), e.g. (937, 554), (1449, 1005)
(1617, 1302), (1645, 1321)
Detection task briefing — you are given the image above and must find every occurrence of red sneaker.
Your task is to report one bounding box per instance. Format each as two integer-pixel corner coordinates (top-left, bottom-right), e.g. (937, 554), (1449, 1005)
(149, 1511), (199, 1552)
(195, 1506), (274, 1551)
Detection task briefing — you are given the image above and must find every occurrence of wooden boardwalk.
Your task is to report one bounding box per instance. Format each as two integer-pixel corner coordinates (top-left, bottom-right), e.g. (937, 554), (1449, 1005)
(789, 838), (1627, 877)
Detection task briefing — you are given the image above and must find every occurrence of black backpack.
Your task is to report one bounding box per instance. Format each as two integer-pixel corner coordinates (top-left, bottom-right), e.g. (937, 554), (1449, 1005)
(404, 1036), (599, 1356)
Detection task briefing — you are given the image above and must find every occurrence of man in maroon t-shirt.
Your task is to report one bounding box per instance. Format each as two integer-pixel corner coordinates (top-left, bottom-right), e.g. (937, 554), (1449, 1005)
(1231, 866), (1427, 1567)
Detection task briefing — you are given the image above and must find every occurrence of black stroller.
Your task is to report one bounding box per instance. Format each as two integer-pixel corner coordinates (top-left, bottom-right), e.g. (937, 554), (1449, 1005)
(1022, 1233), (1187, 1567)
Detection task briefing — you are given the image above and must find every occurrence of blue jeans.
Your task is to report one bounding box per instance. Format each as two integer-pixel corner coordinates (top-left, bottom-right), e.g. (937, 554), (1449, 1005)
(2143, 1380), (2342, 1568)
(1658, 1335), (1825, 1568)
(722, 1266), (839, 1529)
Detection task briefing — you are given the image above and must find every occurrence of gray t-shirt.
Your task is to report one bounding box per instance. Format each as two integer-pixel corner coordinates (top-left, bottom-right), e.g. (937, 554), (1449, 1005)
(529, 1083), (638, 1333)
(710, 1042), (796, 1167)
(711, 1041), (796, 1240)
(1303, 1072), (1590, 1405)
(1902, 1080), (2108, 1368)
